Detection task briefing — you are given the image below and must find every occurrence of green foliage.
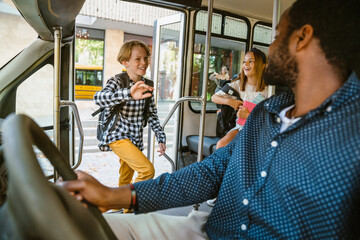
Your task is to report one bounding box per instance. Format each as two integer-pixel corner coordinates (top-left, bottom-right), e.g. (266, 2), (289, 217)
(75, 39), (104, 66)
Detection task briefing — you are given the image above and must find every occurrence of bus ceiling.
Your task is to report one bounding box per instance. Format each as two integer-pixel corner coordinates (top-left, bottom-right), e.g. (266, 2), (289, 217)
(9, 0), (296, 44)
(117, 0), (295, 19)
(11, 0), (85, 42)
(201, 0), (295, 21)
(130, 0), (202, 9)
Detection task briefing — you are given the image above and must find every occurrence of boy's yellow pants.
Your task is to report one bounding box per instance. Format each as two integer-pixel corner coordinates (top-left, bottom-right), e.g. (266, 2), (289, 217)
(109, 139), (155, 186)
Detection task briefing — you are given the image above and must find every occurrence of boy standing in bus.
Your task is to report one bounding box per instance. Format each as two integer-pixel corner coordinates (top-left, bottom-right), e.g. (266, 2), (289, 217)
(94, 40), (166, 191)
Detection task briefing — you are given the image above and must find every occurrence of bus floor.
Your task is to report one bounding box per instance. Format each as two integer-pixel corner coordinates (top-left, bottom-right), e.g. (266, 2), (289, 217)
(156, 202), (213, 216)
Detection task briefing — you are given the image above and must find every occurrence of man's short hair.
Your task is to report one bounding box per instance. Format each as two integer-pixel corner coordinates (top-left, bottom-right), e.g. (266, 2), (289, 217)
(117, 40), (151, 63)
(287, 0), (360, 78)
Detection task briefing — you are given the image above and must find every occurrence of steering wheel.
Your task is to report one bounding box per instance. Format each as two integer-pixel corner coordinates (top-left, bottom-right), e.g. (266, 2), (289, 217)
(0, 114), (117, 239)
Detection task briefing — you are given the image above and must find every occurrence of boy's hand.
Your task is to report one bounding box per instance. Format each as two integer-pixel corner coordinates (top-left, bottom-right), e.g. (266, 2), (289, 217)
(158, 143), (166, 156)
(130, 81), (154, 100)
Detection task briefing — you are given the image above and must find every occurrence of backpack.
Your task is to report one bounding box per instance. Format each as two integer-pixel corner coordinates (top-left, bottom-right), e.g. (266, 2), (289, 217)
(92, 72), (153, 141)
(215, 84), (241, 138)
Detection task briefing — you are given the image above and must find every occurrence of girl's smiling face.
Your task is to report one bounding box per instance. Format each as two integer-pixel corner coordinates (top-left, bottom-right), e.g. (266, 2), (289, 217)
(242, 52), (256, 77)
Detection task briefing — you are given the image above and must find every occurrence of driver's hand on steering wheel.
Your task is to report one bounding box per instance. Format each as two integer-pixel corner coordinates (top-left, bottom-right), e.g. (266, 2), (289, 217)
(57, 171), (109, 212)
(57, 170), (132, 212)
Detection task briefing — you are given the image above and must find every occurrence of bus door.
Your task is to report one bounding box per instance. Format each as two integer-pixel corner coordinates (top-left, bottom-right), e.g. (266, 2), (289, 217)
(149, 13), (185, 170)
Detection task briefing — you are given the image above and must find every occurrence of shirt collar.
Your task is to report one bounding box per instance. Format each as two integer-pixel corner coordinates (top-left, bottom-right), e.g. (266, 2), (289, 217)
(264, 71), (360, 118)
(118, 71), (146, 85)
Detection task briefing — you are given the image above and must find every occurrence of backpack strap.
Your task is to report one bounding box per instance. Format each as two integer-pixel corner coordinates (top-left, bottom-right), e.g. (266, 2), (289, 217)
(220, 84), (241, 100)
(91, 108), (102, 117)
(142, 78), (154, 127)
(92, 72), (131, 117)
(114, 72), (131, 88)
(106, 72), (131, 124)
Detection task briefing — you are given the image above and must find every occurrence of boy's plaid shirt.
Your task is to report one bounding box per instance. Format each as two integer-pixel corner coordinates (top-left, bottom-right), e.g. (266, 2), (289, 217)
(94, 74), (166, 151)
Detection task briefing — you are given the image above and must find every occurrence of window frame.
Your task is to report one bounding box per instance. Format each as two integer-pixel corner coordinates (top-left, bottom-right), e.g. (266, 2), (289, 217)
(189, 7), (251, 113)
(251, 21), (272, 49)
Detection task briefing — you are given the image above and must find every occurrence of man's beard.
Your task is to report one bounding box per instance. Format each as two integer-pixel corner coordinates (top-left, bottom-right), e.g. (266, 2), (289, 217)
(264, 42), (299, 90)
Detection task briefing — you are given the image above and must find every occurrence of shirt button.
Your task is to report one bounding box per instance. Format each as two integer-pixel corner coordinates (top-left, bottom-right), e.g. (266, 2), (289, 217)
(276, 117), (281, 123)
(326, 106), (332, 112)
(241, 224), (247, 231)
(261, 171), (267, 177)
(271, 141), (278, 147)
(243, 199), (249, 205)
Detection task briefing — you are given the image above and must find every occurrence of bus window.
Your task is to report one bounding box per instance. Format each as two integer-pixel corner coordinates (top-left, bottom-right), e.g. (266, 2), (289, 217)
(190, 10), (249, 111)
(195, 10), (222, 34)
(252, 22), (272, 54)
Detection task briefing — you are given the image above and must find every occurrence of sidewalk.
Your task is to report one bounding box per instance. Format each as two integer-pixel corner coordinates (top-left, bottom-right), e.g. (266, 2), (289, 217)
(77, 151), (173, 188)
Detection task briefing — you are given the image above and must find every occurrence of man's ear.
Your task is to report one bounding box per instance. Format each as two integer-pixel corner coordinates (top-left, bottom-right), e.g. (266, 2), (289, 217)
(121, 61), (128, 68)
(295, 24), (314, 51)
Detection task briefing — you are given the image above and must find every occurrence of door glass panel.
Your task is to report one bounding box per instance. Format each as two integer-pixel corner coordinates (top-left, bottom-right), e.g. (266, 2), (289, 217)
(152, 14), (184, 167)
(158, 22), (181, 100)
(16, 64), (54, 177)
(75, 27), (104, 99)
(16, 64), (54, 126)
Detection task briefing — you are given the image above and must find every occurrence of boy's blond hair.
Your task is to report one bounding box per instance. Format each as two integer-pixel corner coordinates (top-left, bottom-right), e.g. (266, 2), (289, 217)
(117, 40), (151, 63)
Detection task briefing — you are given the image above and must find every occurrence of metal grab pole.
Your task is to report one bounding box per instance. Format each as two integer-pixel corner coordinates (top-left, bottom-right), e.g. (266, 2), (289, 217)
(161, 96), (201, 129)
(60, 100), (84, 170)
(268, 0), (282, 97)
(53, 27), (62, 149)
(197, 0), (214, 163)
(53, 27), (62, 180)
(192, 0), (214, 211)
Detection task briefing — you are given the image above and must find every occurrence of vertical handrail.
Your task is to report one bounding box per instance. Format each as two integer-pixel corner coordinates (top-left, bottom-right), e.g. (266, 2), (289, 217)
(53, 27), (62, 181)
(192, 0), (214, 210)
(52, 27), (84, 179)
(268, 0), (282, 97)
(53, 27), (62, 149)
(196, 0), (214, 163)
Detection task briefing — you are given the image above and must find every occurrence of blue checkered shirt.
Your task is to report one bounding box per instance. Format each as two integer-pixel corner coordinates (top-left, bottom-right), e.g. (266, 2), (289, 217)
(94, 74), (166, 151)
(134, 72), (360, 239)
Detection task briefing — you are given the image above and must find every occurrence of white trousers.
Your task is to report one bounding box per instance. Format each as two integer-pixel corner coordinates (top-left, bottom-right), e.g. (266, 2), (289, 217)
(103, 210), (210, 240)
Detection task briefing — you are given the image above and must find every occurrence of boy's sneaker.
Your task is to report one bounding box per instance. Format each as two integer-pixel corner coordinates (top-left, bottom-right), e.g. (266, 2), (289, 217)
(207, 198), (217, 207)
